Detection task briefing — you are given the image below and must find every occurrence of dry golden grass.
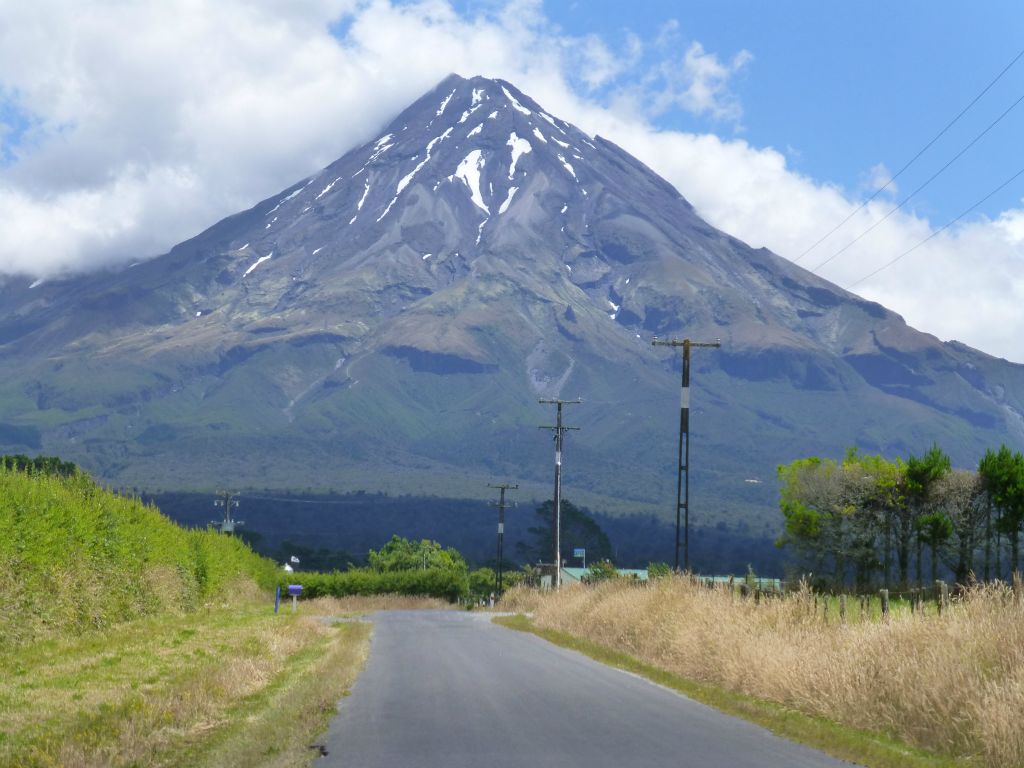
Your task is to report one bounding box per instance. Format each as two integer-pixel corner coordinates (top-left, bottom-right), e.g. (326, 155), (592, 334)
(504, 578), (1024, 768)
(0, 598), (371, 768)
(304, 594), (451, 614)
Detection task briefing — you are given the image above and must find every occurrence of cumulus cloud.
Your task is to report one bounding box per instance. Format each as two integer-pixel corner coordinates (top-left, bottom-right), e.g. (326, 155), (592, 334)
(863, 162), (898, 196)
(0, 0), (1022, 362)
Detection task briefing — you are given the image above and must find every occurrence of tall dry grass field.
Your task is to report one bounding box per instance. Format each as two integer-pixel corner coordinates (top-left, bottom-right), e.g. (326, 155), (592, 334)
(503, 578), (1024, 767)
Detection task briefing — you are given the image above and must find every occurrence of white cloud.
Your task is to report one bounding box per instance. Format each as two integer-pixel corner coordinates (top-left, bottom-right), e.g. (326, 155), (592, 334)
(0, 0), (1022, 362)
(863, 162), (898, 196)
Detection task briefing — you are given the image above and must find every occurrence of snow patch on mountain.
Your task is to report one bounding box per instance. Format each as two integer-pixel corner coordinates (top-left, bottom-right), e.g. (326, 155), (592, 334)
(507, 133), (532, 180)
(501, 86), (531, 115)
(467, 123), (483, 137)
(538, 112), (566, 134)
(557, 154), (578, 182)
(452, 150), (489, 214)
(316, 177), (342, 200)
(244, 253), (272, 277)
(397, 127), (453, 196)
(531, 127), (547, 144)
(459, 104), (482, 124)
(377, 195), (398, 222)
(368, 138), (394, 163)
(499, 186), (518, 214)
(436, 88), (456, 116)
(471, 88), (486, 106)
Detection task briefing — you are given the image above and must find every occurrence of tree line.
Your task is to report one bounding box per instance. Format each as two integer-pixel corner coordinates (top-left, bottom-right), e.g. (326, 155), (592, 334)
(777, 444), (1024, 590)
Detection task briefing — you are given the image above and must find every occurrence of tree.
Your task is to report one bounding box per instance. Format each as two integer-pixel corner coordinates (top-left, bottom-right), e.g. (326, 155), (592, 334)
(916, 512), (953, 583)
(468, 567), (496, 598)
(934, 470), (985, 584)
(367, 535), (467, 573)
(0, 454), (79, 477)
(777, 451), (902, 589)
(515, 499), (613, 566)
(584, 560), (618, 582)
(903, 444), (950, 586)
(979, 445), (1024, 575)
(647, 562), (672, 580)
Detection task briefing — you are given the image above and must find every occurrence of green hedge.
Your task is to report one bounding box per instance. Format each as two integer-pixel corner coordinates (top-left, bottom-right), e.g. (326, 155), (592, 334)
(0, 466), (279, 645)
(279, 567), (469, 602)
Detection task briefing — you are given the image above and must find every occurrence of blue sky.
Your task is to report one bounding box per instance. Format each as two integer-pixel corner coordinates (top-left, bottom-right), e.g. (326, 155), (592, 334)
(0, 0), (1022, 359)
(536, 0), (1024, 227)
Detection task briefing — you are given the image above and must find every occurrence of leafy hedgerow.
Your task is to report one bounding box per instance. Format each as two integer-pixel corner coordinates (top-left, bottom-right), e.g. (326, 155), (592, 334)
(0, 466), (279, 646)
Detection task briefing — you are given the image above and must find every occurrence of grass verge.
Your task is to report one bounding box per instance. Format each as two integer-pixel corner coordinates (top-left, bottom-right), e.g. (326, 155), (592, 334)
(494, 614), (971, 768)
(0, 597), (371, 768)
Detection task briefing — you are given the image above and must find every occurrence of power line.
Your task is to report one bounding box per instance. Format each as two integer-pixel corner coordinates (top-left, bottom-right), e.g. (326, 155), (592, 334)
(810, 90), (1024, 273)
(846, 161), (1024, 289)
(241, 494), (364, 505)
(794, 44), (1024, 264)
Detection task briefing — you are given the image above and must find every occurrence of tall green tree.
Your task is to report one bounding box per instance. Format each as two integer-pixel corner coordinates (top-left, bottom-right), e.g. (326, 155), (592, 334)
(367, 535), (467, 572)
(516, 499), (613, 566)
(916, 512), (954, 583)
(934, 470), (985, 584)
(778, 451), (902, 589)
(979, 445), (1024, 575)
(902, 444), (950, 586)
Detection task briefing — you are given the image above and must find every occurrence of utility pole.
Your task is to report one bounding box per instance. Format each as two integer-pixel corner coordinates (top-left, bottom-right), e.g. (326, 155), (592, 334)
(213, 490), (242, 534)
(652, 337), (720, 572)
(539, 398), (581, 589)
(488, 482), (518, 592)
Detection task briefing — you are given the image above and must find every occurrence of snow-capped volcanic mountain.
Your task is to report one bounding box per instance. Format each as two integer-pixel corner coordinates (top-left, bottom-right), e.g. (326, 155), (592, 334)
(1, 74), (1023, 526)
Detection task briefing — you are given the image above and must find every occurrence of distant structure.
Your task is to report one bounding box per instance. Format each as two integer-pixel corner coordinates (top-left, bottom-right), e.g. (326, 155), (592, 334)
(212, 490), (243, 534)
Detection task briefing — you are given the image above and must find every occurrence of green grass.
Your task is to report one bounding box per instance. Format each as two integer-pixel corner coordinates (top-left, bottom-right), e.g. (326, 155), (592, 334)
(0, 599), (371, 767)
(494, 614), (973, 768)
(0, 466), (279, 646)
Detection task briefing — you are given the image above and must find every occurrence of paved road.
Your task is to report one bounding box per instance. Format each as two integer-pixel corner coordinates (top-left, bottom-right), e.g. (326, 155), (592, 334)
(315, 611), (855, 768)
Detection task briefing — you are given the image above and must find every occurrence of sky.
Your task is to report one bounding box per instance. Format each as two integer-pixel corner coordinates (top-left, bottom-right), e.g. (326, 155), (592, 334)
(1, 0), (1023, 361)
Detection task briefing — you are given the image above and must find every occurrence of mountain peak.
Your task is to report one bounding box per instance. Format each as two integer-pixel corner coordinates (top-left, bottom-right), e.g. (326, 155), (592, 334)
(2, 75), (1023, 515)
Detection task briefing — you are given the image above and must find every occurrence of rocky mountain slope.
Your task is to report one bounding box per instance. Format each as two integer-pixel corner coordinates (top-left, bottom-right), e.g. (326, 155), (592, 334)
(1, 73), (1022, 528)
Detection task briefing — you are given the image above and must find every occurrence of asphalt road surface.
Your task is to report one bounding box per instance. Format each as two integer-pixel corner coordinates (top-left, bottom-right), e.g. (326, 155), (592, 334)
(314, 610), (856, 768)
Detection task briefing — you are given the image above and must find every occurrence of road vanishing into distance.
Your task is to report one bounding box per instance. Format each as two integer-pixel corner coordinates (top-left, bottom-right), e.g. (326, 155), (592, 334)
(314, 611), (855, 768)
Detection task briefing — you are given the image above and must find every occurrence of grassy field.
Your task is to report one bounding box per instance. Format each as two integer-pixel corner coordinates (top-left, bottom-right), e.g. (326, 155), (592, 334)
(0, 596), (373, 768)
(0, 466), (279, 647)
(0, 466), (455, 766)
(501, 578), (1024, 768)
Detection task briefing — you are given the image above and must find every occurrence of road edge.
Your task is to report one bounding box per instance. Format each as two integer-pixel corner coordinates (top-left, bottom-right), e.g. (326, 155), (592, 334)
(492, 614), (970, 768)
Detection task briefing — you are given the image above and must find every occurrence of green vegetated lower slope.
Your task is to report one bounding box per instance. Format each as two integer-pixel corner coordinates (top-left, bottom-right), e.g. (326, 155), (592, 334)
(0, 465), (279, 647)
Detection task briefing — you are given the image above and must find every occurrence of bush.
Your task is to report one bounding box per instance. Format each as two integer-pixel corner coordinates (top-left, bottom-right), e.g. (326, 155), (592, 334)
(279, 567), (469, 602)
(584, 560), (619, 583)
(0, 466), (278, 646)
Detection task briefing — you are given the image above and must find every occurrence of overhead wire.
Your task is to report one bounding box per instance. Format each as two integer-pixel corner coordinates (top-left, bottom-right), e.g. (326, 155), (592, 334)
(845, 161), (1024, 289)
(792, 44), (1024, 264)
(242, 494), (371, 505)
(810, 90), (1024, 273)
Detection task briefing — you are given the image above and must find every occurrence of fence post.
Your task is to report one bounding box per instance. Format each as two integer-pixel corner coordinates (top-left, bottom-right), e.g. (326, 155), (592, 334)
(839, 594), (847, 624)
(880, 589), (889, 619)
(935, 580), (949, 614)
